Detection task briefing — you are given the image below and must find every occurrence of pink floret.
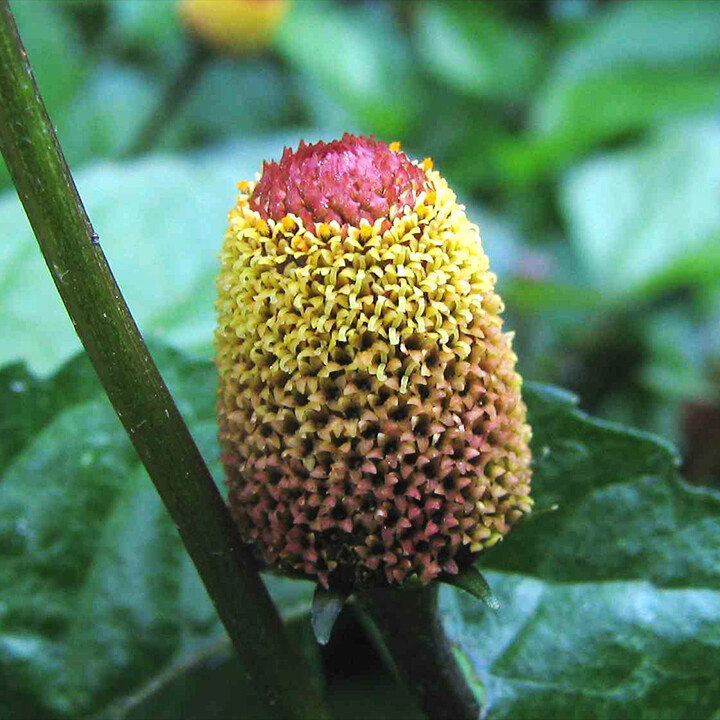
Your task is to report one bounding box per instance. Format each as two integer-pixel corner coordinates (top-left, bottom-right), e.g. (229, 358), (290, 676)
(250, 133), (427, 227)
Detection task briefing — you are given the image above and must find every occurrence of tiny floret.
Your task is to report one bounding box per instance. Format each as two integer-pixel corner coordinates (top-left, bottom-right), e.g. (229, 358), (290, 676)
(216, 135), (532, 591)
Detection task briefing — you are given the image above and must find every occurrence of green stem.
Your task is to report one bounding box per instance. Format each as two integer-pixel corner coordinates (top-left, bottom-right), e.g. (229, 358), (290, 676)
(124, 38), (210, 158)
(0, 4), (327, 719)
(357, 585), (482, 720)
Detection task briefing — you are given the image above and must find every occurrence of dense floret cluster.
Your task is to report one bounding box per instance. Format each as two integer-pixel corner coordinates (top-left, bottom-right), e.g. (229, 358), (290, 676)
(250, 135), (428, 227)
(216, 135), (532, 590)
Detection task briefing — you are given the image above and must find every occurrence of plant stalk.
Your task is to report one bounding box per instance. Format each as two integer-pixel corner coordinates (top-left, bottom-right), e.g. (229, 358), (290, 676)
(0, 4), (326, 719)
(357, 584), (482, 720)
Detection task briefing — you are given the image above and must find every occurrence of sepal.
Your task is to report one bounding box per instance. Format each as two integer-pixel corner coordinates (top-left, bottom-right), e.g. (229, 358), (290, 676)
(311, 585), (348, 645)
(443, 566), (500, 610)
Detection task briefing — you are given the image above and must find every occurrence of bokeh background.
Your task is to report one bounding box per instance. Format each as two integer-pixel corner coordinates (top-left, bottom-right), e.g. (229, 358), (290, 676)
(4, 0), (720, 489)
(2, 2), (720, 718)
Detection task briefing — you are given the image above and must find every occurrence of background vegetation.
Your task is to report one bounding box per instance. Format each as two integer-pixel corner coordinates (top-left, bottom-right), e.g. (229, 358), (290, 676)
(2, 1), (720, 718)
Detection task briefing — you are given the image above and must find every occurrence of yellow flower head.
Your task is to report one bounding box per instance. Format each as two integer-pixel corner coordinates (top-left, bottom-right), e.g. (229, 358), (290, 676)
(216, 134), (532, 591)
(179, 0), (290, 54)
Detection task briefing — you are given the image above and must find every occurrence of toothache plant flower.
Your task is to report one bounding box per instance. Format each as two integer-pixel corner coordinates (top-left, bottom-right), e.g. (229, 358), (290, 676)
(216, 134), (532, 593)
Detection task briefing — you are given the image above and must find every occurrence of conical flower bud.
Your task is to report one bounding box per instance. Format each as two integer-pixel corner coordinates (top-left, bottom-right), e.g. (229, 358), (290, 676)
(216, 134), (532, 591)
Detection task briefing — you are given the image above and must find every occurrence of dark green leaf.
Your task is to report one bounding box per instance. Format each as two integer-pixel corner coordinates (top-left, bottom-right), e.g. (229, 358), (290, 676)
(98, 616), (321, 720)
(97, 612), (419, 720)
(444, 382), (720, 718)
(0, 347), (312, 719)
(5, 346), (718, 718)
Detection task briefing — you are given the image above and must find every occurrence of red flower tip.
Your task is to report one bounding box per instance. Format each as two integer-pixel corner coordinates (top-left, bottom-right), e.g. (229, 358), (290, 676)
(249, 133), (428, 227)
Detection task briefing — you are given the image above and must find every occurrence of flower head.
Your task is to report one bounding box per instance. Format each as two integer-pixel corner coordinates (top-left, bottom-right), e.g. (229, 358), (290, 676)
(216, 134), (532, 591)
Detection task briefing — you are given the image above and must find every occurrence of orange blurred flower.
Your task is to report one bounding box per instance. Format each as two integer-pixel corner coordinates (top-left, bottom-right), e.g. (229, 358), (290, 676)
(179, 0), (290, 54)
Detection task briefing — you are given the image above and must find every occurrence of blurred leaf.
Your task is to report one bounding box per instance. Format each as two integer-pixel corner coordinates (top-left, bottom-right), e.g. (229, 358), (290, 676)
(502, 1), (720, 182)
(0, 132), (322, 375)
(163, 59), (299, 147)
(107, 0), (184, 69)
(100, 641), (254, 720)
(414, 1), (543, 103)
(503, 279), (602, 313)
(422, 98), (512, 193)
(10, 0), (88, 119)
(0, 347), (313, 720)
(545, 1), (720, 96)
(292, 77), (363, 137)
(98, 615), (321, 720)
(637, 238), (720, 299)
(640, 307), (714, 409)
(1, 1), (89, 191)
(560, 120), (720, 297)
(276, 1), (421, 138)
(443, 383), (720, 718)
(101, 613), (420, 720)
(58, 63), (158, 165)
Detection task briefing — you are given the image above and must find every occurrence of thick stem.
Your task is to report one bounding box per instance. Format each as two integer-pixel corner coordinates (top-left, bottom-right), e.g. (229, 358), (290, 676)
(0, 4), (326, 719)
(357, 585), (481, 720)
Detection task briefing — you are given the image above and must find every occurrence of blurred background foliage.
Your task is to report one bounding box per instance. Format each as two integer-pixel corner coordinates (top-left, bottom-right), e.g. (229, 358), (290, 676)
(2, 1), (720, 717)
(4, 0), (717, 484)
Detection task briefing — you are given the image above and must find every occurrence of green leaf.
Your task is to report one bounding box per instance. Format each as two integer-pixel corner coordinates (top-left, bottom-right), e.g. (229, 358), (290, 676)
(98, 612), (420, 720)
(414, 1), (543, 103)
(5, 343), (718, 718)
(276, 1), (421, 137)
(57, 62), (159, 165)
(107, 0), (184, 70)
(443, 382), (720, 718)
(639, 308), (716, 405)
(97, 616), (321, 720)
(164, 59), (299, 147)
(0, 133), (321, 376)
(0, 347), (312, 719)
(502, 1), (720, 181)
(560, 120), (720, 297)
